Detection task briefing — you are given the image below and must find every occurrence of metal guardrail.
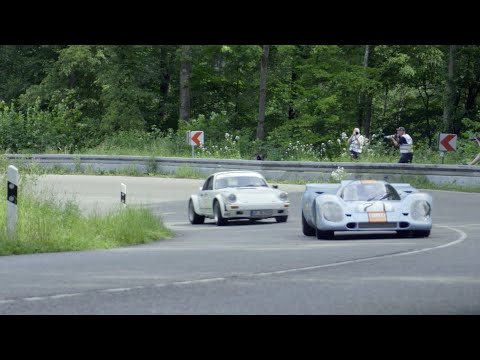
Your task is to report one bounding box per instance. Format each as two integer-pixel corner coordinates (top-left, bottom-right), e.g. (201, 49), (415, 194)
(4, 154), (480, 187)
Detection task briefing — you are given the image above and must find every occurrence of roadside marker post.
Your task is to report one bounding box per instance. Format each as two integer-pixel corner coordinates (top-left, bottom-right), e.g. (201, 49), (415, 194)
(121, 183), (126, 205)
(7, 165), (19, 240)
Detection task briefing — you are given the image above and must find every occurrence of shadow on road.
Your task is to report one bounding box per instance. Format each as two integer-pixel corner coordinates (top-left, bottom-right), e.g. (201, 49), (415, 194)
(306, 231), (427, 241)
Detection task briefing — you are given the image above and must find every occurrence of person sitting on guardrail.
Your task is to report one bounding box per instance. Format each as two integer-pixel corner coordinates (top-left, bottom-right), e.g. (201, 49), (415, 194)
(465, 136), (480, 165)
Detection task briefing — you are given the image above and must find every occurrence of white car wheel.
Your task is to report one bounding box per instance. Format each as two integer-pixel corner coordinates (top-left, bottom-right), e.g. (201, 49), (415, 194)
(188, 199), (205, 224)
(214, 201), (227, 226)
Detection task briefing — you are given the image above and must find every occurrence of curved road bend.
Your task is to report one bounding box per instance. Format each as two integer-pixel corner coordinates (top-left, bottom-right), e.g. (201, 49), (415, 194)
(0, 175), (478, 314)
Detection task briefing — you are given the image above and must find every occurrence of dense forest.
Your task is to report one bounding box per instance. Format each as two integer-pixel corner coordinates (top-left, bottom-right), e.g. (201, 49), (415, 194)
(0, 45), (479, 161)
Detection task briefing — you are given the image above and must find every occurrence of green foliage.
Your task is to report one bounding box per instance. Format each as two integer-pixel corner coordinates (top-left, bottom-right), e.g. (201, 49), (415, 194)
(0, 44), (480, 164)
(0, 99), (84, 153)
(179, 111), (231, 143)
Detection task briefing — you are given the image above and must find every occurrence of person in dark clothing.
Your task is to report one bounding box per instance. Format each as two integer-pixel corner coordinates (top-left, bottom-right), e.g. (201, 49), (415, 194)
(389, 126), (413, 163)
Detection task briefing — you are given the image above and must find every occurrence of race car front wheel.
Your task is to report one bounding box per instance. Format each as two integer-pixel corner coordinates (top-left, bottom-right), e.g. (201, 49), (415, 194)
(302, 212), (315, 236)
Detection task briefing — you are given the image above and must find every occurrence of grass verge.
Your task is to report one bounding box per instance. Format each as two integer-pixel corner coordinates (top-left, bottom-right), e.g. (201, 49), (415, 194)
(0, 176), (173, 256)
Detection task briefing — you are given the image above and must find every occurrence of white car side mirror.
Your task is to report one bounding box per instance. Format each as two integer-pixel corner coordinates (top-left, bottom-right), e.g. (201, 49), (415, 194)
(272, 185), (278, 189)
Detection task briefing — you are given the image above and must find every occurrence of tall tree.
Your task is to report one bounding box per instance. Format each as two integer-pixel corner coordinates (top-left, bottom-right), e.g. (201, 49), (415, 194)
(179, 45), (192, 122)
(256, 45), (270, 140)
(356, 45), (374, 138)
(443, 45), (457, 132)
(455, 46), (480, 132)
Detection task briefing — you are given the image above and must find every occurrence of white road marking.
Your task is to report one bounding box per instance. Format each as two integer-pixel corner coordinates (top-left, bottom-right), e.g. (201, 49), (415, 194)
(172, 278), (226, 285)
(103, 288), (133, 293)
(254, 225), (466, 277)
(0, 226), (467, 307)
(49, 293), (82, 299)
(23, 297), (48, 301)
(0, 300), (15, 305)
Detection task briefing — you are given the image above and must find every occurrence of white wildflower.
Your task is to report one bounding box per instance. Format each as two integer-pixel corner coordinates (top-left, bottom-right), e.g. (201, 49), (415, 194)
(331, 166), (348, 181)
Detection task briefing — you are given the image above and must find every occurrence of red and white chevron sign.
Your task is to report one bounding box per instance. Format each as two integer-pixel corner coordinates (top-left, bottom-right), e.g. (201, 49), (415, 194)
(438, 133), (457, 152)
(187, 131), (204, 146)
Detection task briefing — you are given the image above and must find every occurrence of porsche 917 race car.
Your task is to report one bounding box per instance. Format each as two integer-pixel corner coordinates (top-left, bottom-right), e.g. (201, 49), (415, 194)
(188, 171), (290, 226)
(301, 179), (432, 239)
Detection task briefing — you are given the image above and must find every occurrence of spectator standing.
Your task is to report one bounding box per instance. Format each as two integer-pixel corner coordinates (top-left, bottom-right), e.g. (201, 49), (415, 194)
(347, 127), (365, 160)
(390, 126), (413, 163)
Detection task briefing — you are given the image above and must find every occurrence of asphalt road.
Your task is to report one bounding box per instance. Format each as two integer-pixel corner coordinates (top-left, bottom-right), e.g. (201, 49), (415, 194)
(0, 175), (479, 314)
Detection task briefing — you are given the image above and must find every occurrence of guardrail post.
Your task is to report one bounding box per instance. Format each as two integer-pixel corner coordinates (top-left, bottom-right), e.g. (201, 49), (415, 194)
(7, 165), (19, 240)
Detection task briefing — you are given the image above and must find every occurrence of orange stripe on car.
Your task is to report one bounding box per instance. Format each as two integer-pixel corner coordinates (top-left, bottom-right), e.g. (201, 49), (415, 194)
(360, 180), (378, 184)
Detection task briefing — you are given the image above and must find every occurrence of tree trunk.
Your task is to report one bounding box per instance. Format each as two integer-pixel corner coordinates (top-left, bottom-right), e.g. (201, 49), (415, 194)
(179, 45), (192, 122)
(442, 45), (456, 132)
(288, 69), (297, 120)
(357, 45), (373, 139)
(464, 83), (480, 120)
(256, 45), (270, 140)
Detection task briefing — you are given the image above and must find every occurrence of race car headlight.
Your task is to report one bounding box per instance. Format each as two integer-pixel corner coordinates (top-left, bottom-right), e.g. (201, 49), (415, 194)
(225, 193), (237, 203)
(321, 202), (343, 222)
(411, 200), (431, 221)
(278, 192), (288, 201)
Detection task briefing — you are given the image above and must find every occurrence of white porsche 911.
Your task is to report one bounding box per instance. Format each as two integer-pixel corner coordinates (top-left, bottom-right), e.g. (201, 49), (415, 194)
(188, 171), (290, 226)
(302, 179), (432, 239)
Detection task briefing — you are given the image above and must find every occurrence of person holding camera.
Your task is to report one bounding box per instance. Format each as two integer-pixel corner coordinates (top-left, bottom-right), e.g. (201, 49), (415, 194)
(387, 126), (413, 163)
(347, 127), (365, 160)
(466, 136), (480, 165)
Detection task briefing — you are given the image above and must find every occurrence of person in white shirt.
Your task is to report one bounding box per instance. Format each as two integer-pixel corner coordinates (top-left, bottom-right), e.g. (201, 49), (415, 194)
(347, 127), (365, 160)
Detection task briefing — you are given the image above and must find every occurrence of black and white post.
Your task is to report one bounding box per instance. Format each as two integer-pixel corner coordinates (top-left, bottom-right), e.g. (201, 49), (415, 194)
(121, 183), (126, 205)
(7, 165), (19, 240)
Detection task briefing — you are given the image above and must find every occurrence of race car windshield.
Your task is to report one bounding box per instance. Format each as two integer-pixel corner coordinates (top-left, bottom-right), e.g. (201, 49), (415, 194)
(342, 183), (400, 201)
(216, 176), (268, 189)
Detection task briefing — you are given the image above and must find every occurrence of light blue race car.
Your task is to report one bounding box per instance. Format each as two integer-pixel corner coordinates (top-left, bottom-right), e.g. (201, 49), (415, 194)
(301, 179), (432, 239)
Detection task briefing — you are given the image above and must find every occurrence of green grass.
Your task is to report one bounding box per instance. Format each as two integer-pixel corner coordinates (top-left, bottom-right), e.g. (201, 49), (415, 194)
(0, 176), (173, 256)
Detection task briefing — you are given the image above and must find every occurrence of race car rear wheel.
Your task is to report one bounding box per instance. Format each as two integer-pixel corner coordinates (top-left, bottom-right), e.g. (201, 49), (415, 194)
(188, 199), (205, 224)
(302, 212), (315, 236)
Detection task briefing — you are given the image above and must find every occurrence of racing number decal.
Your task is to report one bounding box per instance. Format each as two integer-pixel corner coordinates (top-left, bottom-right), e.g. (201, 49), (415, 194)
(367, 211), (387, 223)
(363, 200), (387, 222)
